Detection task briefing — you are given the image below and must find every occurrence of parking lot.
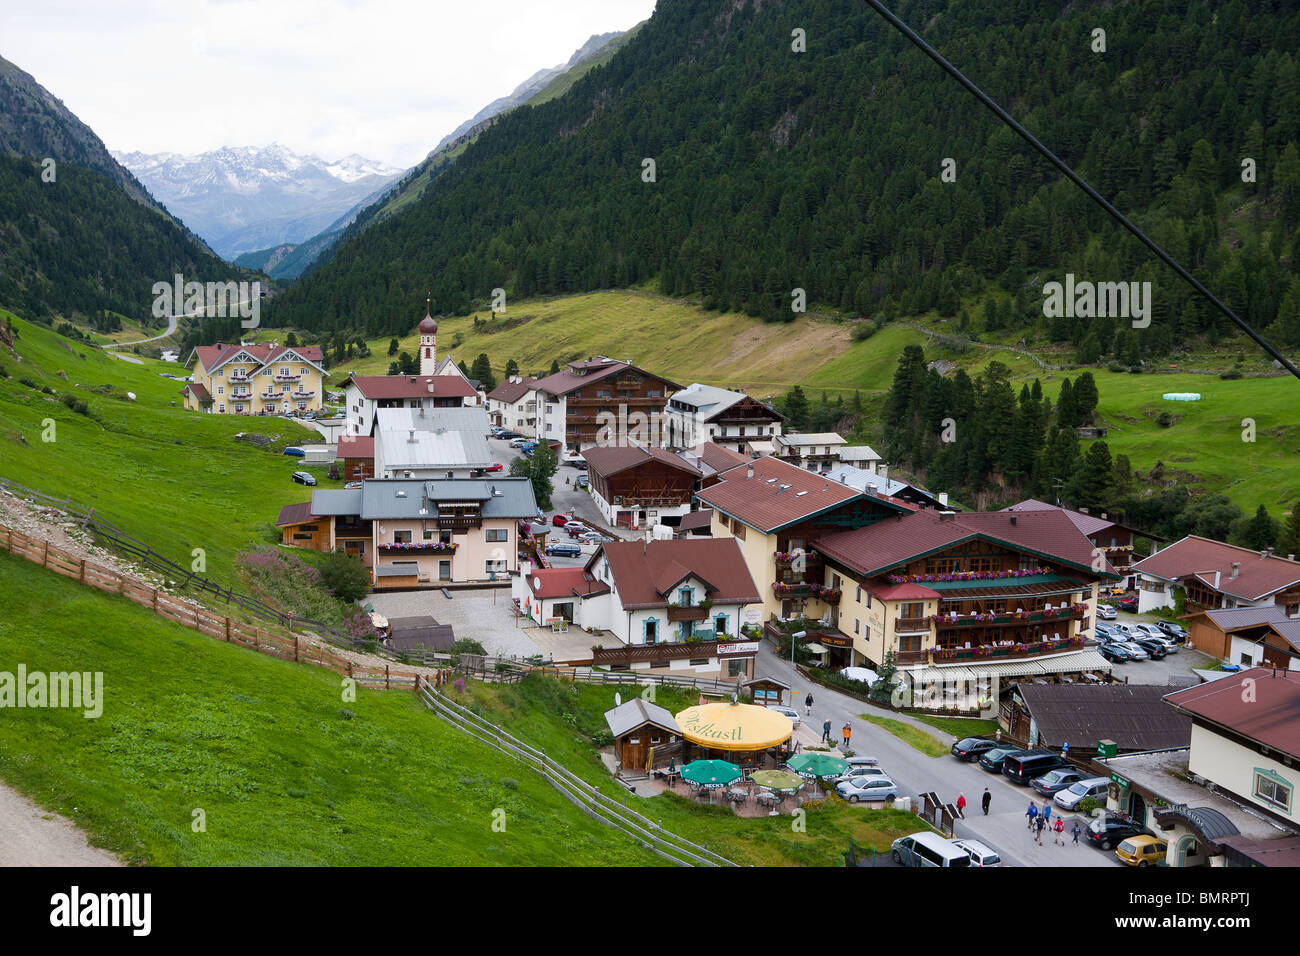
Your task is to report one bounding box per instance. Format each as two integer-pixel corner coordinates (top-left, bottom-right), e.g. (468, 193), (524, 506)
(1096, 606), (1214, 684)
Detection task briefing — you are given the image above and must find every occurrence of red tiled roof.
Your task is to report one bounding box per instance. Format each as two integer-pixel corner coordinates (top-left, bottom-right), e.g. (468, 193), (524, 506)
(337, 435), (374, 459)
(487, 377), (538, 403)
(580, 443), (700, 479)
(679, 509), (715, 532)
(1164, 667), (1300, 760)
(696, 455), (901, 533)
(190, 343), (325, 372)
(593, 538), (761, 609)
(1133, 535), (1300, 602)
(524, 567), (610, 601)
(181, 382), (212, 403)
(698, 442), (749, 473)
(816, 508), (1114, 578)
(531, 357), (681, 397)
(345, 374), (476, 400)
(276, 501), (316, 526)
(866, 582), (942, 601)
(1001, 497), (1148, 539)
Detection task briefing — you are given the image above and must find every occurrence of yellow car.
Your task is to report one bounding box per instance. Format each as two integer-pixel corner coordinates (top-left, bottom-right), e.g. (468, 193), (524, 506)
(1116, 835), (1167, 866)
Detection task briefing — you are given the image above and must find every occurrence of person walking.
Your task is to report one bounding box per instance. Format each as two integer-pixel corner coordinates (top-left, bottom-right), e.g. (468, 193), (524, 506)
(1072, 821), (1082, 846)
(821, 719), (832, 745)
(1035, 814), (1046, 845)
(1042, 800), (1052, 825)
(805, 693), (814, 717)
(981, 788), (991, 815)
(841, 722), (853, 750)
(1053, 817), (1065, 846)
(956, 793), (967, 819)
(1026, 801), (1038, 830)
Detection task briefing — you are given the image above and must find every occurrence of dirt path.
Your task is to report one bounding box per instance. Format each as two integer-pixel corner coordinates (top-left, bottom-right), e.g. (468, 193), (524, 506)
(0, 783), (122, 866)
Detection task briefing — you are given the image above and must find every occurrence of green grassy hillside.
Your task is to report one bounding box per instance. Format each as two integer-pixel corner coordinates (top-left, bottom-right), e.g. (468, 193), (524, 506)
(0, 550), (657, 865)
(0, 311), (333, 585)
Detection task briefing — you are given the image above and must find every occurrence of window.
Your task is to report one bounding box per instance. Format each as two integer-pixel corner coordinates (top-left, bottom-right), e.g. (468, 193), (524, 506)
(438, 560), (451, 581)
(292, 533), (314, 541)
(439, 530), (452, 545)
(650, 661), (670, 669)
(899, 601), (926, 620)
(644, 619), (658, 644)
(679, 587), (694, 607)
(217, 385), (224, 395)
(714, 614), (728, 636)
(727, 659), (746, 677)
(423, 530), (434, 541)
(486, 529), (508, 542)
(394, 531), (412, 543)
(689, 658), (710, 666)
(1288, 604), (1300, 618)
(485, 559), (507, 574)
(898, 634), (923, 652)
(733, 521), (746, 541)
(218, 404), (225, 413)
(854, 619), (860, 634)
(1253, 770), (1292, 812)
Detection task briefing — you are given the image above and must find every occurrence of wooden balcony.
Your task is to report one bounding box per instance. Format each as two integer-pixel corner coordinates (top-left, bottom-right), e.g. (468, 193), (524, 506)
(896, 648), (930, 665)
(894, 616), (931, 633)
(774, 551), (822, 569)
(667, 605), (708, 622)
(931, 637), (1092, 663)
(378, 542), (458, 554)
(931, 605), (1088, 630)
(436, 515), (482, 532)
(592, 640), (727, 666)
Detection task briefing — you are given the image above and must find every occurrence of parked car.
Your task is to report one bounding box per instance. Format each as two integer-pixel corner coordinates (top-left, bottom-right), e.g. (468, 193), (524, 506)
(291, 471), (317, 486)
(1117, 596), (1139, 612)
(567, 524), (593, 538)
(769, 705), (801, 727)
(551, 513), (574, 527)
(574, 460), (588, 470)
(483, 463), (504, 473)
(1031, 767), (1086, 796)
(1097, 603), (1117, 620)
(1116, 640), (1150, 661)
(1154, 620), (1188, 641)
(951, 838), (1002, 867)
(1117, 835), (1168, 867)
(1086, 813), (1145, 851)
(1095, 622), (1121, 641)
(578, 532), (613, 544)
(1132, 637), (1168, 660)
(891, 832), (972, 867)
(979, 747), (1028, 773)
(497, 430), (521, 440)
(1002, 749), (1068, 785)
(509, 438), (530, 448)
(1098, 642), (1133, 664)
(951, 737), (1006, 761)
(576, 474), (589, 489)
(283, 446), (306, 457)
(842, 756), (880, 771)
(343, 481), (363, 490)
(837, 774), (899, 803)
(1135, 628), (1177, 653)
(836, 765), (888, 782)
(1054, 776), (1111, 810)
(545, 542), (582, 558)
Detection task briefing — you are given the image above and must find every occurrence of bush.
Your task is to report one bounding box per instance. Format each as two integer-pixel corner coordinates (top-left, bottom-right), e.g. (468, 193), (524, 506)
(60, 393), (89, 415)
(1219, 369), (1243, 379)
(451, 637), (487, 656)
(316, 549), (371, 602)
(851, 321), (876, 342)
(1156, 411), (1174, 428)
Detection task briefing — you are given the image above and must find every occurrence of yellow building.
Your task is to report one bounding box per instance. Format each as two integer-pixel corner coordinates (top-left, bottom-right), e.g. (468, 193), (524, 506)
(182, 342), (327, 415)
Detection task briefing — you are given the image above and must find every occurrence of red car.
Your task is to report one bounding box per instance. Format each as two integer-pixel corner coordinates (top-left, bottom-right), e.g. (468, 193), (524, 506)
(1117, 596), (1139, 613)
(567, 523), (592, 538)
(483, 463), (503, 472)
(552, 513), (573, 527)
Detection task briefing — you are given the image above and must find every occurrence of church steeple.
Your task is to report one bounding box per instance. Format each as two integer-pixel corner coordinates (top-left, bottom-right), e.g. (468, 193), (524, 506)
(418, 296), (437, 376)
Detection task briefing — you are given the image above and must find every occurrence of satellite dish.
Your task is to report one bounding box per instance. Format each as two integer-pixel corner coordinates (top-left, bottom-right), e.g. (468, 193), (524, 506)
(614, 693), (622, 707)
(533, 576), (541, 590)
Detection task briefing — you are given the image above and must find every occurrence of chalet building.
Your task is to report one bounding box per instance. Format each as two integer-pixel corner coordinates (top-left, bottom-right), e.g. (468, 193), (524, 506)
(531, 356), (680, 458)
(343, 374), (477, 436)
(813, 508), (1120, 682)
(1003, 498), (1152, 583)
(514, 566), (611, 626)
(372, 407), (494, 479)
(836, 445), (884, 472)
(773, 432), (847, 473)
(336, 435), (374, 481)
(695, 456), (912, 638)
(660, 383), (784, 453)
(183, 342), (326, 415)
(1182, 606), (1300, 668)
(584, 538), (762, 681)
(580, 442), (701, 530)
(1092, 668), (1300, 867)
(486, 376), (541, 434)
(277, 477), (537, 587)
(826, 464), (950, 511)
(1131, 536), (1300, 616)
(604, 698), (682, 774)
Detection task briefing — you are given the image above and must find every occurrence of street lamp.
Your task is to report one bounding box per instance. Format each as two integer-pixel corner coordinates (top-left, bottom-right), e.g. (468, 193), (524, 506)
(790, 630), (806, 667)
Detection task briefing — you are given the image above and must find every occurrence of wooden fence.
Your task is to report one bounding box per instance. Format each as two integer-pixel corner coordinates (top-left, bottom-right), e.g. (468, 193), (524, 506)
(0, 476), (362, 651)
(417, 677), (738, 868)
(0, 520), (435, 690)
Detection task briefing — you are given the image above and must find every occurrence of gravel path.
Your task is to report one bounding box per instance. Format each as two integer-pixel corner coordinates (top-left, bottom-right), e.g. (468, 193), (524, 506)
(0, 783), (122, 866)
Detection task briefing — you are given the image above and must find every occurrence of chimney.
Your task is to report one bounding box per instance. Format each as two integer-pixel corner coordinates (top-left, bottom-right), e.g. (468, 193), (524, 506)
(1009, 514), (1017, 526)
(1214, 570), (1221, 589)
(938, 492), (948, 507)
(408, 429), (416, 443)
(746, 464), (754, 480)
(880, 464), (889, 482)
(1079, 507), (1089, 515)
(1230, 562), (1241, 579)
(941, 511), (957, 522)
(1101, 512), (1108, 520)
(1259, 550), (1269, 560)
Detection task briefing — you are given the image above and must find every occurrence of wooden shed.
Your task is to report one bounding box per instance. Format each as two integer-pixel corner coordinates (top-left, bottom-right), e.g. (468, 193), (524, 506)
(743, 676), (791, 707)
(603, 698), (682, 773)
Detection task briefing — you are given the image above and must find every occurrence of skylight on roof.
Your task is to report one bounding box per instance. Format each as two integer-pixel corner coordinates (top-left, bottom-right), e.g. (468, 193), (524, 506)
(796, 490), (808, 496)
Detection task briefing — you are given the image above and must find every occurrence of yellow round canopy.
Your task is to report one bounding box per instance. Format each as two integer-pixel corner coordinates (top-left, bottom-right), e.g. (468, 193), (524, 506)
(675, 702), (794, 752)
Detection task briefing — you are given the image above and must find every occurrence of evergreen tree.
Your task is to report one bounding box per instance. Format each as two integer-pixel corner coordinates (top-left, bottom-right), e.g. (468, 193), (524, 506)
(388, 338), (399, 355)
(1056, 378), (1078, 429)
(459, 359), (470, 377)
(1073, 372), (1100, 424)
(397, 351), (416, 375)
(549, 359), (561, 375)
(783, 385), (810, 430)
(285, 332), (298, 348)
(505, 358), (519, 378)
(1277, 505), (1300, 558)
(470, 353), (497, 391)
(1240, 505), (1278, 550)
(1067, 441), (1114, 512)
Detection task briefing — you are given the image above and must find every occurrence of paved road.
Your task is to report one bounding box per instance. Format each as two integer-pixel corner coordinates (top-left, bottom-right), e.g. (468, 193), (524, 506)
(756, 644), (1121, 868)
(102, 310), (178, 348)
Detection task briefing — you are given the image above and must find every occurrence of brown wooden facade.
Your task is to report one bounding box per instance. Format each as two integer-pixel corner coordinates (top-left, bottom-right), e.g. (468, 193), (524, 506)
(591, 460), (696, 527)
(562, 369), (676, 449)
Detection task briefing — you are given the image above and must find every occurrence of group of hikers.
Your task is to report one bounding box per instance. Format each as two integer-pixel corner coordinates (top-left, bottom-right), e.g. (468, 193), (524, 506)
(818, 713), (854, 750)
(1026, 799), (1083, 846)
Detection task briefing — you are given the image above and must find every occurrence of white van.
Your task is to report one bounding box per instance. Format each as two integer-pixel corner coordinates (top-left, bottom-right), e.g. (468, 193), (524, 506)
(890, 832), (972, 867)
(1054, 776), (1110, 811)
(951, 838), (1002, 867)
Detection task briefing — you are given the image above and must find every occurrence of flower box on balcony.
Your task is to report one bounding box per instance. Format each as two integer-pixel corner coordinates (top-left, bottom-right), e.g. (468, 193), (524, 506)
(381, 542), (458, 552)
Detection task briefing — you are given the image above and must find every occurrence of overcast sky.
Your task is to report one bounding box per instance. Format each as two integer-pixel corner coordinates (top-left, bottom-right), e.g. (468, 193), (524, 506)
(2, 0), (656, 168)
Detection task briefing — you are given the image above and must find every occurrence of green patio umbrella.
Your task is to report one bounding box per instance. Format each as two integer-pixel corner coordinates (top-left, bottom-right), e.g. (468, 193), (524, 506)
(787, 752), (849, 780)
(751, 770), (803, 793)
(680, 759), (743, 789)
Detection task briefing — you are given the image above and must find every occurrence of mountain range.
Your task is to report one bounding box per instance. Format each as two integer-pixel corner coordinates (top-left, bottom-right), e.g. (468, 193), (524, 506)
(114, 144), (406, 260)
